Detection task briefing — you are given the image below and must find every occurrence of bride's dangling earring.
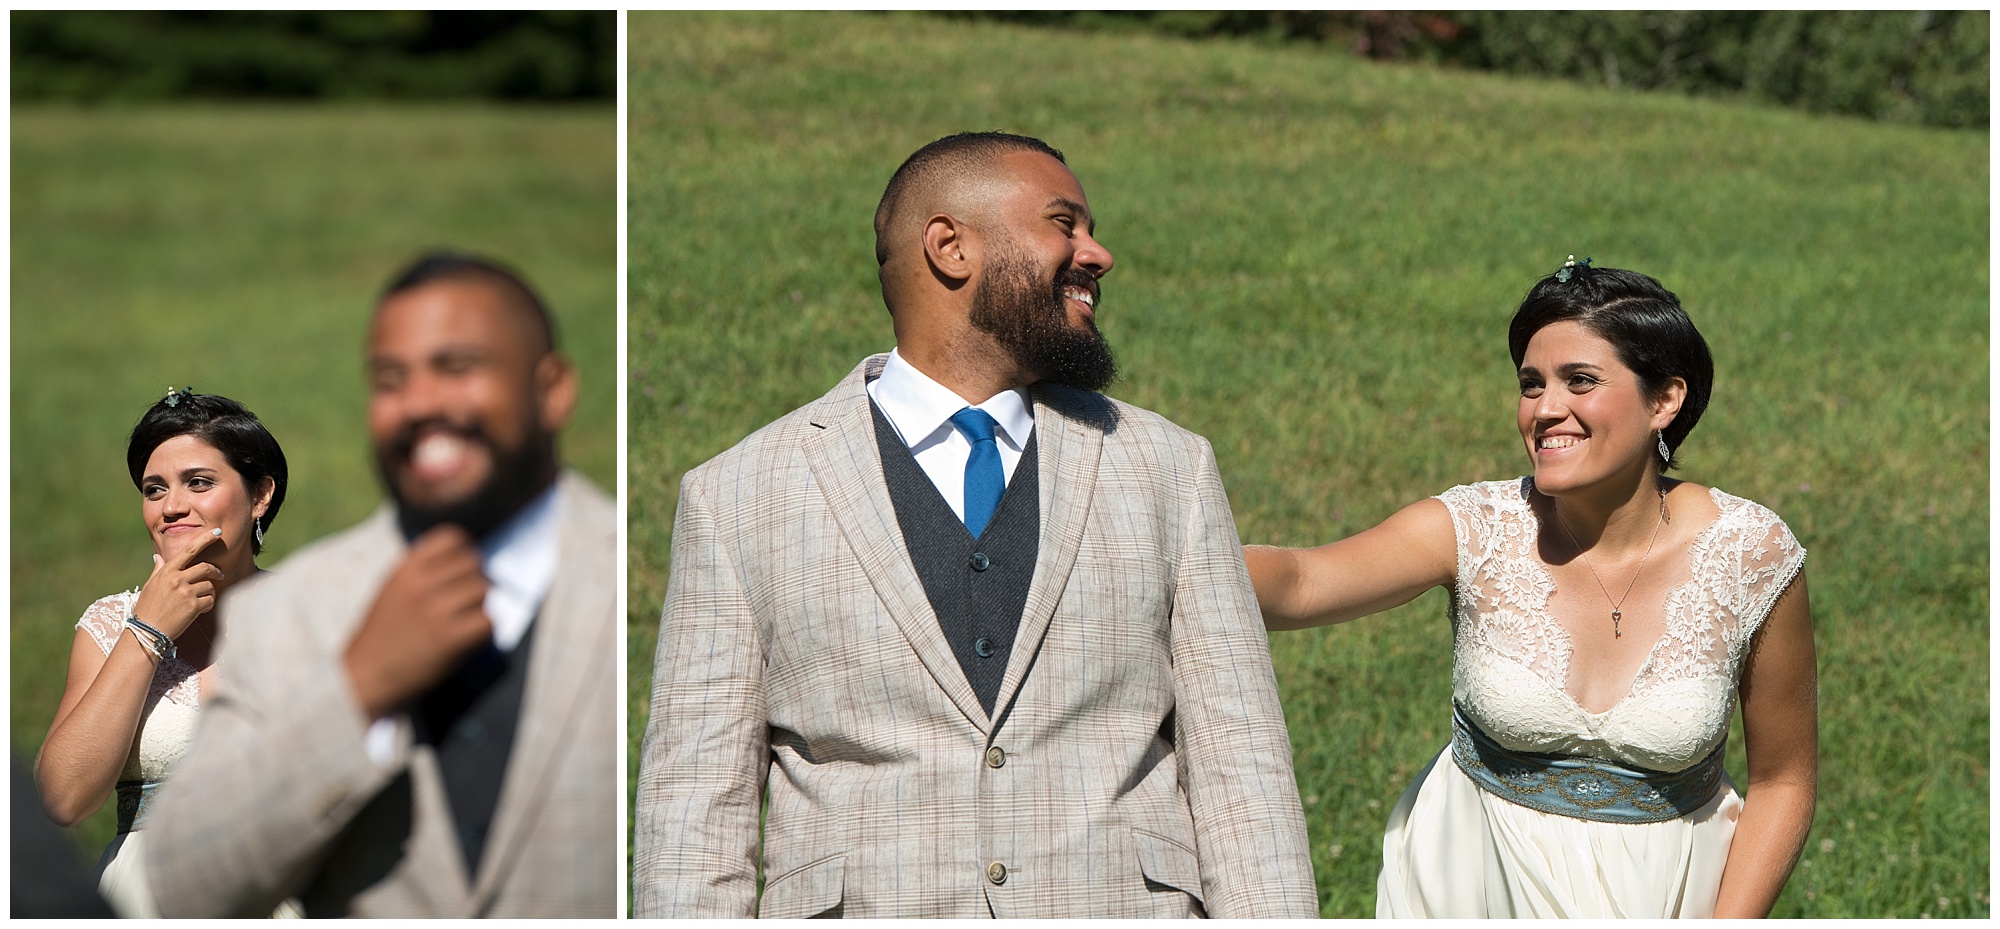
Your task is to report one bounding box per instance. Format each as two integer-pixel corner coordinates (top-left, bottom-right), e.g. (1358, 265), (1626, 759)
(1656, 432), (1673, 524)
(253, 517), (264, 549)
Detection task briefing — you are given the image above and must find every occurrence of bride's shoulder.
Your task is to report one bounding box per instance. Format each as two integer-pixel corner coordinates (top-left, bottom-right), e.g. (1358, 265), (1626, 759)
(1690, 483), (1803, 555)
(74, 588), (141, 652)
(1434, 477), (1535, 510)
(81, 587), (140, 617)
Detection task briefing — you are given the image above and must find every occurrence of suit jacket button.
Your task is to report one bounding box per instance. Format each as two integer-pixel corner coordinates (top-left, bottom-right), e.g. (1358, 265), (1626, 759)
(974, 637), (994, 658)
(987, 861), (1008, 885)
(985, 746), (1006, 768)
(970, 552), (990, 571)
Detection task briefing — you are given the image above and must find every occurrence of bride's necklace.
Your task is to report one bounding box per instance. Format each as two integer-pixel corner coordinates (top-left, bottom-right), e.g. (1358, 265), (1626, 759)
(1554, 489), (1668, 639)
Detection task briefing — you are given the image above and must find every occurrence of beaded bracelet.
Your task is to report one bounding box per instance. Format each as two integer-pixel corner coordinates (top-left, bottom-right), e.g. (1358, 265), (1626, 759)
(125, 615), (177, 662)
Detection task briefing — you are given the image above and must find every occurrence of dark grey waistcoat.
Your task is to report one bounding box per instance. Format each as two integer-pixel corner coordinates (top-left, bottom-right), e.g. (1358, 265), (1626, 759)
(871, 401), (1040, 714)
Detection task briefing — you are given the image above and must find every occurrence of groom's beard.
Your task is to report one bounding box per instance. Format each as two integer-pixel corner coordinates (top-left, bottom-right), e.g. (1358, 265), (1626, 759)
(378, 418), (557, 540)
(970, 252), (1117, 393)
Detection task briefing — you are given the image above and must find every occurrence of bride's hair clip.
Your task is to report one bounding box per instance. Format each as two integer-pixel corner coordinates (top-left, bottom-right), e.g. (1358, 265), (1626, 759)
(1554, 255), (1593, 283)
(162, 386), (194, 408)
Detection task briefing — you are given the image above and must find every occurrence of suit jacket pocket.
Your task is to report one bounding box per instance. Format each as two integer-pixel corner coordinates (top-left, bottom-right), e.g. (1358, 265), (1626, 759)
(758, 854), (845, 919)
(1134, 829), (1206, 915)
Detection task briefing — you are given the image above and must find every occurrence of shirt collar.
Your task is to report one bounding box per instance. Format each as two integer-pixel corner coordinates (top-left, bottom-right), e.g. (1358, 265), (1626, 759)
(478, 479), (561, 650)
(871, 347), (1034, 451)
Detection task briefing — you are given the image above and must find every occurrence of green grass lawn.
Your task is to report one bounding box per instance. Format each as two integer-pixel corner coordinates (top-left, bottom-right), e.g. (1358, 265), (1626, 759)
(11, 103), (615, 859)
(627, 12), (1987, 917)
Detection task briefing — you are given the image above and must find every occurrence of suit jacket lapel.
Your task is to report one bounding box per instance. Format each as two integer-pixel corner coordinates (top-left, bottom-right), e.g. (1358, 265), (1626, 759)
(990, 386), (1103, 722)
(467, 473), (612, 911)
(803, 357), (992, 732)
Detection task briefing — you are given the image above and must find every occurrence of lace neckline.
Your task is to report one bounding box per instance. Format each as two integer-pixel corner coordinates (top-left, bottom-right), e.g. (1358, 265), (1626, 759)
(1520, 479), (1737, 716)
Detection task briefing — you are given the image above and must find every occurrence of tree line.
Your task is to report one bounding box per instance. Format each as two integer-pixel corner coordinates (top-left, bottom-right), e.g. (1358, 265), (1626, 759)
(953, 11), (1988, 129)
(12, 11), (614, 102)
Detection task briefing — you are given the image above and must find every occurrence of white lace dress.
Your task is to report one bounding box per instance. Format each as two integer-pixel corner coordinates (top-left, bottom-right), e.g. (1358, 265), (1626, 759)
(1377, 479), (1805, 918)
(75, 589), (200, 919)
(75, 591), (304, 919)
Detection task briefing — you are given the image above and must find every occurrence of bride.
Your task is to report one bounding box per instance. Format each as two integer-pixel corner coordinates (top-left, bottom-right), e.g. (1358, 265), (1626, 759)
(1248, 262), (1816, 917)
(34, 389), (294, 918)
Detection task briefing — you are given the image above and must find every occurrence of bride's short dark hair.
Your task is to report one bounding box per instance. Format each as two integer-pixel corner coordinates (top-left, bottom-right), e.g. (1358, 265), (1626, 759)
(127, 392), (289, 554)
(1507, 265), (1714, 471)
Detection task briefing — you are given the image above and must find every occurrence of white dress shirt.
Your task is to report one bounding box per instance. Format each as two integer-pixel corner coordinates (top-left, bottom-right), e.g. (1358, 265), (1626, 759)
(365, 481), (562, 765)
(865, 348), (1035, 523)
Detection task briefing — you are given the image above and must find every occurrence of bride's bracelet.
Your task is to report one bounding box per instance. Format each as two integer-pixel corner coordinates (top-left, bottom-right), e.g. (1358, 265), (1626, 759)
(125, 615), (177, 662)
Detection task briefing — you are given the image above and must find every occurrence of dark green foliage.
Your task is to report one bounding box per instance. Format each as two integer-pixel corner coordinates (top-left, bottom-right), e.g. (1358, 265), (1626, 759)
(11, 11), (614, 102)
(950, 11), (1989, 127)
(1451, 11), (1988, 128)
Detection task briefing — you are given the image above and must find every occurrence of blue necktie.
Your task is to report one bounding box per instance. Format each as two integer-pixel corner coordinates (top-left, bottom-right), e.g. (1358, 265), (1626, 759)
(950, 407), (1003, 537)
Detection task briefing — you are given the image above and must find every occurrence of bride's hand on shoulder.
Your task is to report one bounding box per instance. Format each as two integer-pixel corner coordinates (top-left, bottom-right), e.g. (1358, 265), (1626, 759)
(1244, 498), (1457, 632)
(131, 528), (227, 639)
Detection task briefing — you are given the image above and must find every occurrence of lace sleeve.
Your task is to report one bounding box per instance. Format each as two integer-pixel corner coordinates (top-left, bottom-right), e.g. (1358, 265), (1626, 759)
(1723, 502), (1807, 668)
(1434, 479), (1538, 589)
(1435, 481), (1498, 590)
(75, 589), (142, 656)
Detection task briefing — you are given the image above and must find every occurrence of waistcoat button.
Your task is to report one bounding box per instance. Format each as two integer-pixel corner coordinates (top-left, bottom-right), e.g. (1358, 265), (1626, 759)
(970, 552), (990, 571)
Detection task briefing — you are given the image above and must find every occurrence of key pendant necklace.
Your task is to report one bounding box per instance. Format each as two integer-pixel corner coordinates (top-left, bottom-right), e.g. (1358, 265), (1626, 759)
(1556, 490), (1668, 638)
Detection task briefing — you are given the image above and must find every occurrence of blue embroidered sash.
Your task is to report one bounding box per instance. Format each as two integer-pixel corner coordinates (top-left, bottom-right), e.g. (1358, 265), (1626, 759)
(1450, 704), (1725, 824)
(114, 779), (161, 833)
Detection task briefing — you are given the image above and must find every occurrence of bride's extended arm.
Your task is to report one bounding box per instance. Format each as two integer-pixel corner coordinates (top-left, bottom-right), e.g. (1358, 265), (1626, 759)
(1244, 497), (1457, 631)
(35, 627), (158, 825)
(1714, 573), (1817, 917)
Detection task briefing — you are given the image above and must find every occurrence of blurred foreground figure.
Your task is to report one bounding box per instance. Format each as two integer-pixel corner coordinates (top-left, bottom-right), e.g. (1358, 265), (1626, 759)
(146, 253), (616, 917)
(14, 761), (116, 918)
(635, 133), (1317, 917)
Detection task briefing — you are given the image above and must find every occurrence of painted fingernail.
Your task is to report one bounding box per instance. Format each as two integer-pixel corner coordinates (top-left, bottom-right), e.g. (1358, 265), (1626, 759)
(211, 528), (223, 536)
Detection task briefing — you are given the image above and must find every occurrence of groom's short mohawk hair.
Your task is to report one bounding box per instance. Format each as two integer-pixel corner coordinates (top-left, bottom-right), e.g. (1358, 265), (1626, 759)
(379, 250), (558, 352)
(874, 131), (1066, 267)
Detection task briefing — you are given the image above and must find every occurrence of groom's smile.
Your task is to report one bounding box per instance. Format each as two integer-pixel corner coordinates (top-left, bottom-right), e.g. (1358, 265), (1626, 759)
(407, 426), (483, 484)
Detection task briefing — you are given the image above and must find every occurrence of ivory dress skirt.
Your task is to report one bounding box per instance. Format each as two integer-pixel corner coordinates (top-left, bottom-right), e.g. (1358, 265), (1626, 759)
(1377, 747), (1742, 918)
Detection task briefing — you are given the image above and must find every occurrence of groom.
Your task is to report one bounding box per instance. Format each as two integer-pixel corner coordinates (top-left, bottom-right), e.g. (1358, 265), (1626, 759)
(634, 132), (1316, 917)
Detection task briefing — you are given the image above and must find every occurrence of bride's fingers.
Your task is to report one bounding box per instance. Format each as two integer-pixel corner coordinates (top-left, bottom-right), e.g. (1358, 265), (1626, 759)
(169, 527), (227, 571)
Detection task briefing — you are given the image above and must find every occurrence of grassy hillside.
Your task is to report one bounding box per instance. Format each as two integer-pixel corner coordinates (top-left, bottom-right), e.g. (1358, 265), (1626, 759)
(626, 12), (1987, 917)
(11, 103), (616, 856)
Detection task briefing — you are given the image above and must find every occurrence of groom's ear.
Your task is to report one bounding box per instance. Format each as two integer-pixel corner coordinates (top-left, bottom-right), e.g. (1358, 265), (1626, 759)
(534, 351), (578, 433)
(922, 213), (976, 285)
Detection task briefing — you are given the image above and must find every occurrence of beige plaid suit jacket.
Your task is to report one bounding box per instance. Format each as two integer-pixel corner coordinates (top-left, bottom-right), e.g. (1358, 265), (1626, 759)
(144, 471), (617, 917)
(635, 355), (1317, 918)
